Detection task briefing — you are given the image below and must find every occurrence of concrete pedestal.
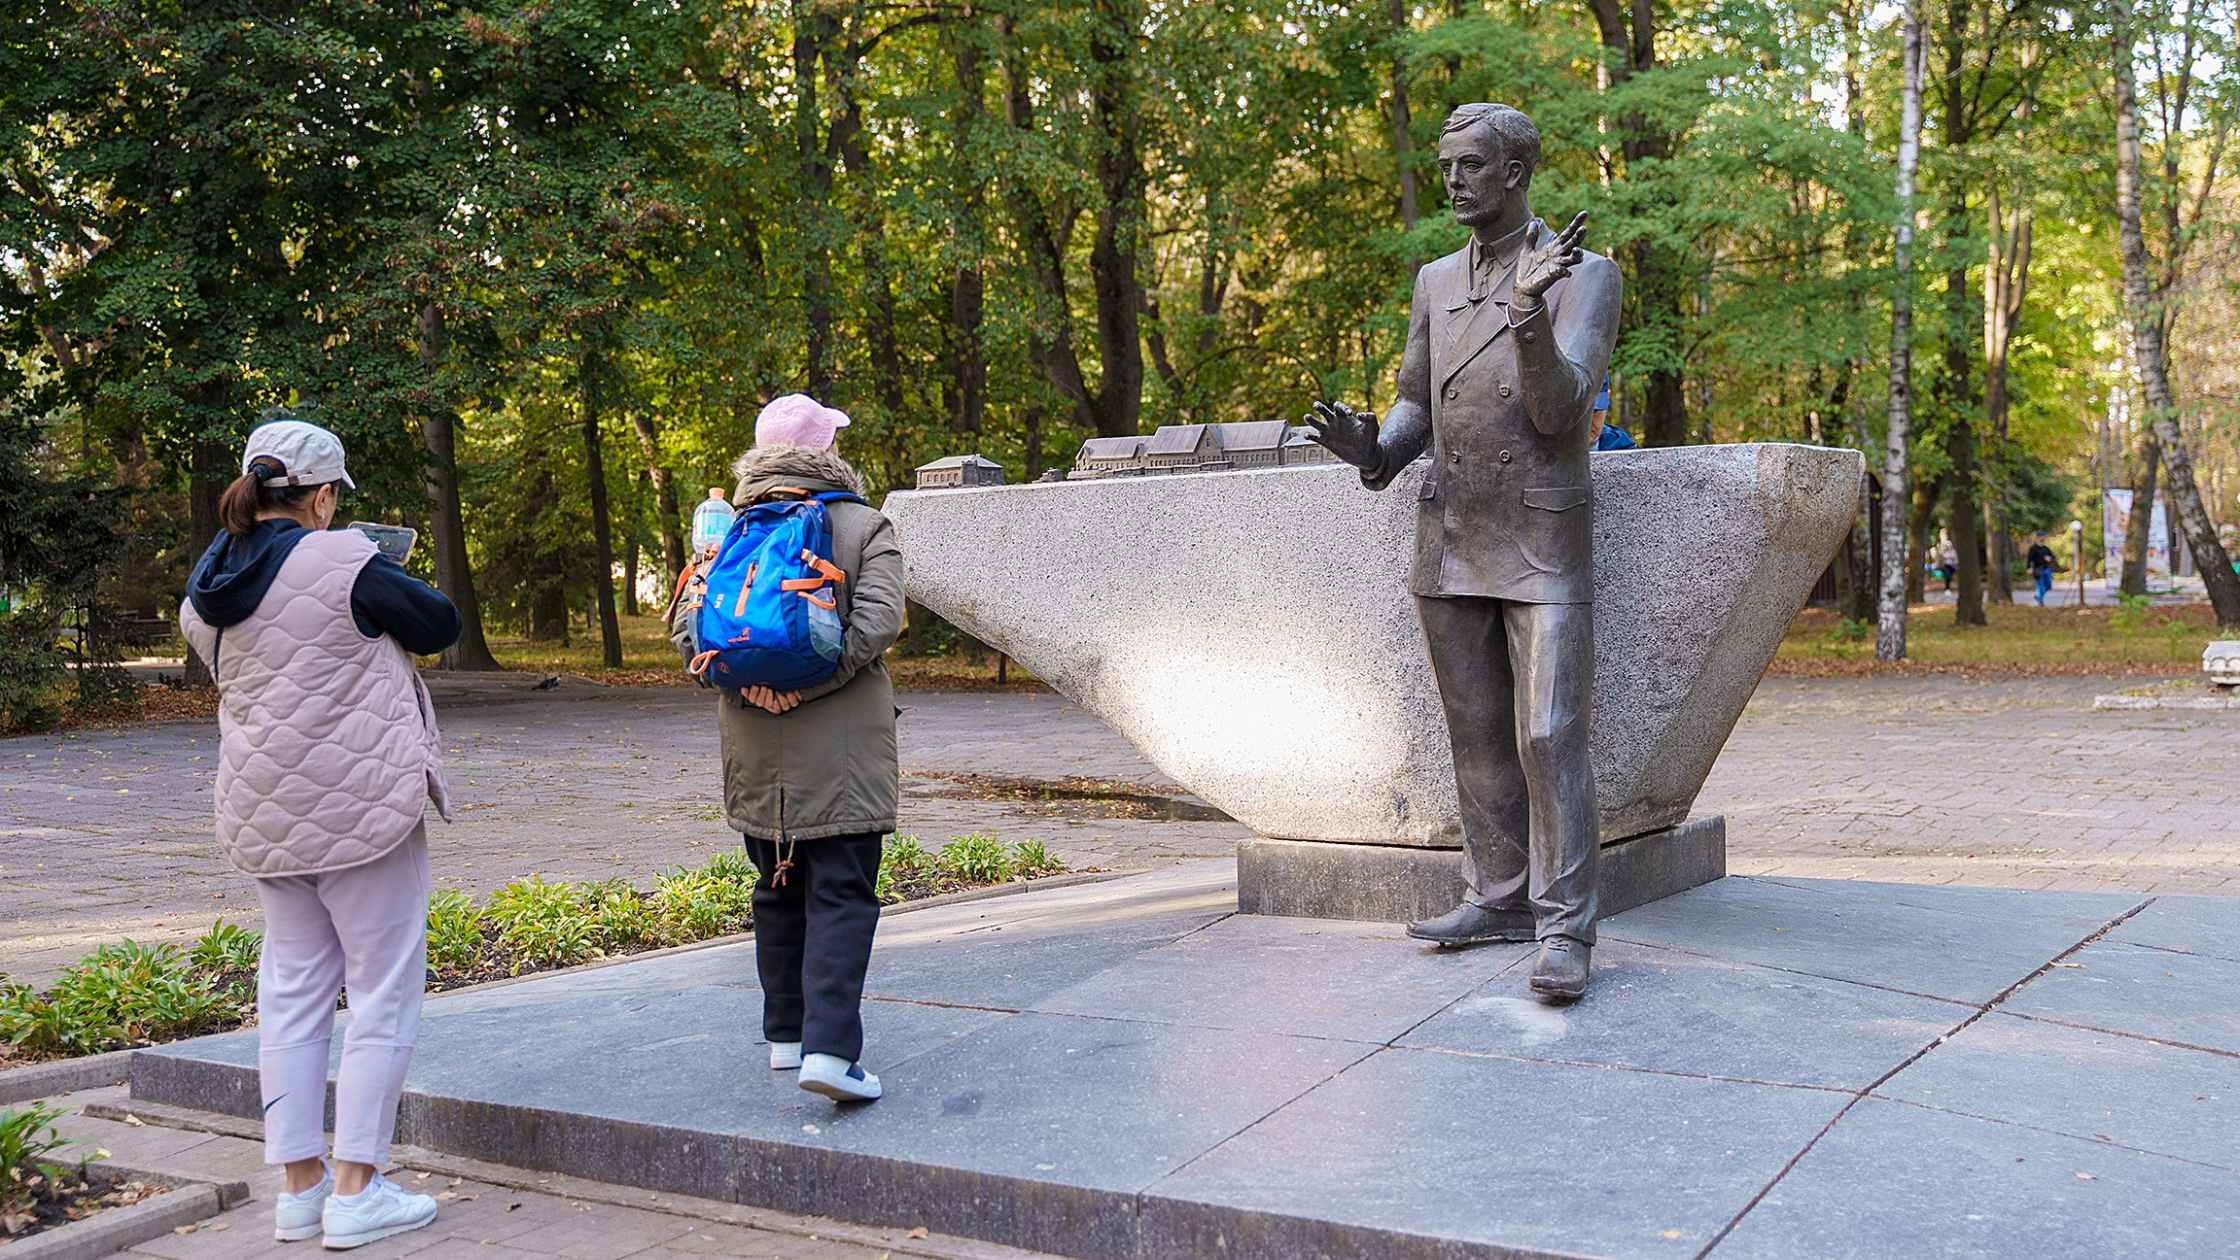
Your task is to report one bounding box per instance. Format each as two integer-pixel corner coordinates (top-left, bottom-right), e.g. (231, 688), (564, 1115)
(1235, 816), (1727, 924)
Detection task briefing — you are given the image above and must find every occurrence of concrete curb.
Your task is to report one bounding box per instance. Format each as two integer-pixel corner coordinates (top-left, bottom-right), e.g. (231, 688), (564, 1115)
(4, 1162), (248, 1260)
(2093, 692), (2240, 710)
(0, 1050), (138, 1107)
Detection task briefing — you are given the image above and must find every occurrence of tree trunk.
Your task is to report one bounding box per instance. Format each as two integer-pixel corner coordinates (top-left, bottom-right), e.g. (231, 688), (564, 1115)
(793, 7), (837, 398)
(1938, 8), (1984, 628)
(182, 437), (230, 685)
(947, 20), (990, 436)
(1388, 0), (1418, 241)
(416, 302), (502, 670)
(1587, 0), (1689, 448)
(1878, 1), (1925, 661)
(580, 350), (623, 669)
(1085, 0), (1147, 439)
(2113, 0), (2240, 628)
(1982, 146), (2033, 607)
(629, 410), (686, 580)
(2120, 432), (2158, 597)
(623, 468), (644, 618)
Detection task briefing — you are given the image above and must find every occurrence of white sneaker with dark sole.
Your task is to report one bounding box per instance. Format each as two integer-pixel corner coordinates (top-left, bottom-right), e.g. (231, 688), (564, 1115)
(320, 1175), (437, 1250)
(273, 1167), (331, 1241)
(769, 1041), (803, 1071)
(798, 1053), (882, 1102)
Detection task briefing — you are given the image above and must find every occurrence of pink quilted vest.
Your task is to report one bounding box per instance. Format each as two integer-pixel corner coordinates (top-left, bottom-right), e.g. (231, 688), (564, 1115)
(178, 529), (452, 877)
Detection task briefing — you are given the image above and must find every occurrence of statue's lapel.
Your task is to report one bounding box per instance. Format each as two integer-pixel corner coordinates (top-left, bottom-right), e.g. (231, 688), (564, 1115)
(1437, 220), (1552, 390)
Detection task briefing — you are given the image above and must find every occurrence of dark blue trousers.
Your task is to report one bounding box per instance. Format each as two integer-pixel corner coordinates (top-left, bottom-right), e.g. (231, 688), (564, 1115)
(744, 833), (883, 1062)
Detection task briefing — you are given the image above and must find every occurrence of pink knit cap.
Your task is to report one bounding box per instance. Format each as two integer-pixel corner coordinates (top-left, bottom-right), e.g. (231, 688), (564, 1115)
(754, 393), (852, 450)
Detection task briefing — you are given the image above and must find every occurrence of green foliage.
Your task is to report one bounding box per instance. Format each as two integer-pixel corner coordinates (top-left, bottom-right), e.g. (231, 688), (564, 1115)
(0, 1102), (78, 1221)
(588, 881), (661, 953)
(2111, 593), (2155, 633)
(0, 942), (244, 1058)
(937, 834), (1018, 885)
(186, 920), (261, 976)
(425, 890), (486, 977)
(484, 877), (598, 974)
(651, 864), (755, 946)
(1010, 840), (1063, 878)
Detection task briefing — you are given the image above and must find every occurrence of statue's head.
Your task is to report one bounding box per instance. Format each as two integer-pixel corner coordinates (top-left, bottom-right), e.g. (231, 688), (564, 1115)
(1437, 103), (1540, 229)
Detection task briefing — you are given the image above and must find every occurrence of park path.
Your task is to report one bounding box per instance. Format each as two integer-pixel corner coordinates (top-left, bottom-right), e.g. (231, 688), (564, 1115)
(4, 673), (2236, 983)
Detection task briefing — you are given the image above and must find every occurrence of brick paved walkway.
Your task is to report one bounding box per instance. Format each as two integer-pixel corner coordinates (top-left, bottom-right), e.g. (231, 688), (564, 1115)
(4, 674), (2234, 983)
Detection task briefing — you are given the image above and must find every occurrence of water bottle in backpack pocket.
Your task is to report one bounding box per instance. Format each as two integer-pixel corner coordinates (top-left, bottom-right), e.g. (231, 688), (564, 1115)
(688, 490), (864, 692)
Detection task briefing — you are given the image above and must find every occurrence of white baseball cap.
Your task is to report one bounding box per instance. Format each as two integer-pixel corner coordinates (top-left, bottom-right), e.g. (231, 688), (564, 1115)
(242, 419), (355, 490)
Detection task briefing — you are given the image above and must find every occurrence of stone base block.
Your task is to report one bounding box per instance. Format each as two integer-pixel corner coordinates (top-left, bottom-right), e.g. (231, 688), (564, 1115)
(1235, 816), (1727, 924)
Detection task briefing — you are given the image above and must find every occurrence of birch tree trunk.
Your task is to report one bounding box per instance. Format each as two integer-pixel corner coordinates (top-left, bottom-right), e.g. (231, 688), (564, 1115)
(2112, 0), (2240, 629)
(1879, 1), (1926, 661)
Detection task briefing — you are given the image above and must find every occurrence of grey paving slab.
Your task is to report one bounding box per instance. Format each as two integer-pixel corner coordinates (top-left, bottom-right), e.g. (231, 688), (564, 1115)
(1030, 913), (1532, 1043)
(2000, 939), (2240, 1055)
(1399, 938), (1969, 1090)
(1875, 1011), (2239, 1171)
(1602, 876), (2138, 1004)
(2106, 894), (2240, 962)
(859, 863), (1234, 1011)
(1142, 1045), (1849, 1260)
(1712, 1096), (2240, 1260)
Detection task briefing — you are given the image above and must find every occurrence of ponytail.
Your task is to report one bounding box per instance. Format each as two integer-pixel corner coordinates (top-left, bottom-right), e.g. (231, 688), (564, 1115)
(217, 455), (323, 536)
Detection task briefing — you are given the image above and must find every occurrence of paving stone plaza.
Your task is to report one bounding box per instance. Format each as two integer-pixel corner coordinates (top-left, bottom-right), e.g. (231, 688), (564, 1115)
(5, 672), (2238, 1257)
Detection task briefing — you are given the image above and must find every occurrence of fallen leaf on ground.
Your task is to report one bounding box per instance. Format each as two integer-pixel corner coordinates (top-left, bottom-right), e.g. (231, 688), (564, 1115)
(123, 1115), (145, 1127)
(906, 1226), (930, 1239)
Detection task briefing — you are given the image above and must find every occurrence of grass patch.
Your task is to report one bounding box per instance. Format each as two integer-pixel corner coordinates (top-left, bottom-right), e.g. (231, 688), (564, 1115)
(0, 838), (1068, 1064)
(1775, 603), (2226, 675)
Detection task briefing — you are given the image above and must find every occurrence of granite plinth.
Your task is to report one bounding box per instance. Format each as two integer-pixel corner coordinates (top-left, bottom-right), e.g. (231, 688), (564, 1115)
(883, 443), (1864, 848)
(129, 862), (2240, 1259)
(1235, 815), (1726, 922)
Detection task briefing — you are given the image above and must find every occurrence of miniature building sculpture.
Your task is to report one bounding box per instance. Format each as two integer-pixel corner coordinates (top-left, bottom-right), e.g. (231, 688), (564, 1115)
(914, 454), (1006, 490)
(1215, 421), (1291, 469)
(1070, 436), (1150, 479)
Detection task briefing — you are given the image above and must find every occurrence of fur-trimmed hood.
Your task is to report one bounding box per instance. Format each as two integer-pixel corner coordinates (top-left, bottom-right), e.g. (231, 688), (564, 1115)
(730, 444), (866, 504)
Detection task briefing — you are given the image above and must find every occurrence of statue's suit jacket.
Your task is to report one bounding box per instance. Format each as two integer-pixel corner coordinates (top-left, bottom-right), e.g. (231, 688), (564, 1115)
(1365, 218), (1623, 605)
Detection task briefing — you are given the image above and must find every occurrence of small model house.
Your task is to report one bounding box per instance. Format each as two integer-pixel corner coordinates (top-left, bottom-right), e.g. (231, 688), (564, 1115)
(1145, 424), (1227, 472)
(915, 454), (1006, 490)
(1213, 421), (1291, 469)
(1070, 436), (1150, 478)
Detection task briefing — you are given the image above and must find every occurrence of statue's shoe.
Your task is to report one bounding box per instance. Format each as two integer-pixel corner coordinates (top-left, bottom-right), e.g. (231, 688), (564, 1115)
(1528, 936), (1591, 1003)
(1406, 902), (1536, 947)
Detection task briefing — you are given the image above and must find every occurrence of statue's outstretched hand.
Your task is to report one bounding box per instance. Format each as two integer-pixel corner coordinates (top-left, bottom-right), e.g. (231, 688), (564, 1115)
(1516, 211), (1587, 305)
(1304, 400), (1381, 471)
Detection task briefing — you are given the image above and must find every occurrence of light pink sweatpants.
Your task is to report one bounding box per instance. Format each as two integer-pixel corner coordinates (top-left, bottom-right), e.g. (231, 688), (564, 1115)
(254, 826), (430, 1167)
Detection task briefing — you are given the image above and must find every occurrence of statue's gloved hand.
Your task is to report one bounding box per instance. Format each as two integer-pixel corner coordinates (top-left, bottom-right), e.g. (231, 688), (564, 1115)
(1304, 400), (1381, 472)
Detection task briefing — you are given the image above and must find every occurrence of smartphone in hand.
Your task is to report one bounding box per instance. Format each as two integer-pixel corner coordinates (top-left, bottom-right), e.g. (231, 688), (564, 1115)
(346, 522), (419, 565)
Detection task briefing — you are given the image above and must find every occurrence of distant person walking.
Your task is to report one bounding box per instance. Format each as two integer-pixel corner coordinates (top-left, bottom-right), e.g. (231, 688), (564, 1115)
(2027, 533), (2062, 606)
(178, 416), (460, 1250)
(1936, 537), (1958, 593)
(673, 394), (905, 1104)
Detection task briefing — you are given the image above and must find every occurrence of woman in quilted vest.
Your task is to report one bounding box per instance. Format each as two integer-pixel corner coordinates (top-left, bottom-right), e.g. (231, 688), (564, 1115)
(178, 417), (460, 1251)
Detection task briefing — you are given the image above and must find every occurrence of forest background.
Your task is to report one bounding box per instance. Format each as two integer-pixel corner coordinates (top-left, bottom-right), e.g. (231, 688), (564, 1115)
(3, 0), (2237, 709)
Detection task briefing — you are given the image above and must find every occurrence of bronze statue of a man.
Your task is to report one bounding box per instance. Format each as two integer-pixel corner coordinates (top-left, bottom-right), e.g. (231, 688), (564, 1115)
(1307, 102), (1621, 1002)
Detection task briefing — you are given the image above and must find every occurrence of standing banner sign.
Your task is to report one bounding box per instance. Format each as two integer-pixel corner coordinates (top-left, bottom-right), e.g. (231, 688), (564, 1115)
(2101, 489), (2173, 590)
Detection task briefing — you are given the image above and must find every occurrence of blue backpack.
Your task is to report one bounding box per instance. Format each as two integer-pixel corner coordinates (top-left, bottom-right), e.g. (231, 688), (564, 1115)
(688, 489), (861, 692)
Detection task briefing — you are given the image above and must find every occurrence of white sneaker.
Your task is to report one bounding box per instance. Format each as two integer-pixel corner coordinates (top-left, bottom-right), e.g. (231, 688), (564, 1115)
(769, 1041), (803, 1071)
(320, 1175), (437, 1250)
(798, 1053), (882, 1102)
(273, 1166), (331, 1241)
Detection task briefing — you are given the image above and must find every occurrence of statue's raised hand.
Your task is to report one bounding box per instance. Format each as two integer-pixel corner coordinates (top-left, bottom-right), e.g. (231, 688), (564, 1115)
(1304, 400), (1381, 471)
(1516, 211), (1587, 305)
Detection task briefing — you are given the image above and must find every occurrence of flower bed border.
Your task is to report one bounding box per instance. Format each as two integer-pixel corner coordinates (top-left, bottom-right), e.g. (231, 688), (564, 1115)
(0, 867), (1128, 1094)
(2, 1162), (248, 1260)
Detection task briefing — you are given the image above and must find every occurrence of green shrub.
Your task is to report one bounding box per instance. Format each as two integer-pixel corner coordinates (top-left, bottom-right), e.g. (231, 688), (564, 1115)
(588, 880), (660, 952)
(883, 835), (928, 879)
(425, 890), (484, 976)
(652, 865), (753, 945)
(937, 833), (1017, 885)
(1010, 840), (1063, 878)
(2110, 592), (2154, 632)
(187, 919), (261, 976)
(484, 877), (597, 973)
(0, 1102), (77, 1221)
(0, 941), (242, 1057)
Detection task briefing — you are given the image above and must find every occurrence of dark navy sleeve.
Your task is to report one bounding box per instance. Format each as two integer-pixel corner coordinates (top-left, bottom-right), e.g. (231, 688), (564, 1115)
(351, 557), (463, 654)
